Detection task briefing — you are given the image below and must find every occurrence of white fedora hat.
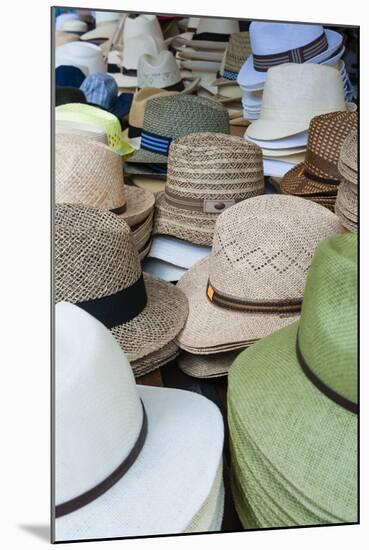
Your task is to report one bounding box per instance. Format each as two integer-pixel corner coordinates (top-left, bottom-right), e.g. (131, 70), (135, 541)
(246, 131), (308, 150)
(138, 51), (200, 93)
(238, 22), (344, 90)
(55, 41), (106, 76)
(54, 302), (224, 542)
(61, 19), (88, 34)
(55, 12), (79, 31)
(94, 10), (122, 25)
(123, 14), (165, 48)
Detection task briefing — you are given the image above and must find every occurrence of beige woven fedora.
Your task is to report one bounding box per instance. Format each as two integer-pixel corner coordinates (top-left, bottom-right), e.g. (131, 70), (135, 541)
(132, 341), (180, 378)
(55, 203), (188, 369)
(246, 64), (354, 141)
(178, 350), (240, 379)
(137, 51), (200, 93)
(335, 130), (358, 232)
(175, 195), (344, 354)
(153, 133), (264, 246)
(213, 32), (252, 88)
(55, 134), (155, 258)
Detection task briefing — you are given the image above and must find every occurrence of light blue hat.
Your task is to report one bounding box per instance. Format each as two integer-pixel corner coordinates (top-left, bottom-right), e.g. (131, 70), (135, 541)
(80, 73), (118, 110)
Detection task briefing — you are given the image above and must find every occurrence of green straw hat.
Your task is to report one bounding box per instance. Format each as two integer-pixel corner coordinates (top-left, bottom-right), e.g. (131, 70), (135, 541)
(228, 233), (358, 527)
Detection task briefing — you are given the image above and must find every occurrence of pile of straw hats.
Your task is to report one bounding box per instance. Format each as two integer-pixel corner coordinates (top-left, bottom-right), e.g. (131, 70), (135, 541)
(335, 130), (358, 232)
(228, 233), (357, 527)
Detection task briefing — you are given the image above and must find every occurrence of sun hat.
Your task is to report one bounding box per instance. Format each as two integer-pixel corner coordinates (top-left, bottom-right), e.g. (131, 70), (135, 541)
(174, 18), (240, 50)
(55, 31), (81, 47)
(55, 87), (86, 107)
(147, 234), (211, 272)
(55, 120), (108, 145)
(55, 134), (155, 257)
(55, 12), (79, 31)
(131, 340), (181, 377)
(175, 195), (344, 354)
(80, 73), (133, 119)
(123, 14), (165, 47)
(61, 19), (88, 34)
(127, 175), (167, 194)
(278, 111), (358, 199)
(178, 350), (240, 379)
(126, 95), (230, 166)
(55, 41), (106, 76)
(238, 22), (344, 91)
(55, 65), (86, 88)
(94, 10), (122, 24)
(246, 64), (353, 141)
(55, 103), (134, 156)
(55, 203), (188, 366)
(80, 21), (119, 42)
(137, 51), (200, 93)
(153, 133), (264, 246)
(53, 301), (224, 542)
(228, 232), (358, 527)
(176, 47), (224, 63)
(335, 130), (358, 232)
(213, 32), (251, 87)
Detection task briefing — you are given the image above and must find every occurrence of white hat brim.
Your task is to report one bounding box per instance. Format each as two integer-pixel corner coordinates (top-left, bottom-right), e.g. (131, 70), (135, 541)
(148, 235), (211, 270)
(143, 257), (187, 282)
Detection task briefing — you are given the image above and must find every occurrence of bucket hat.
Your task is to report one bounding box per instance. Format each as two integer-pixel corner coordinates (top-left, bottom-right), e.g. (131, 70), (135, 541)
(228, 233), (358, 527)
(278, 111), (358, 199)
(55, 86), (86, 107)
(335, 130), (358, 232)
(153, 133), (264, 246)
(80, 73), (133, 118)
(55, 65), (86, 87)
(55, 31), (81, 47)
(213, 32), (252, 88)
(238, 22), (344, 90)
(174, 18), (240, 50)
(53, 301), (224, 542)
(55, 134), (155, 258)
(175, 195), (344, 354)
(126, 95), (230, 166)
(137, 51), (200, 93)
(246, 64), (354, 141)
(55, 41), (106, 76)
(55, 203), (188, 366)
(61, 19), (88, 34)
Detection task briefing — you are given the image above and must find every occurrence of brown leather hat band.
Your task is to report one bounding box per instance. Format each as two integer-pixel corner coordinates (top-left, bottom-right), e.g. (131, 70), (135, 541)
(165, 188), (236, 214)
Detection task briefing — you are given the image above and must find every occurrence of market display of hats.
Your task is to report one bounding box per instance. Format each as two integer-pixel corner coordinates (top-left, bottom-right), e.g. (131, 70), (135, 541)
(153, 133), (264, 246)
(80, 73), (133, 119)
(55, 203), (189, 372)
(175, 195), (344, 354)
(55, 41), (107, 76)
(54, 301), (225, 541)
(55, 86), (86, 107)
(137, 51), (200, 93)
(55, 134), (155, 259)
(55, 65), (86, 87)
(273, 111), (358, 210)
(228, 233), (358, 527)
(335, 130), (358, 232)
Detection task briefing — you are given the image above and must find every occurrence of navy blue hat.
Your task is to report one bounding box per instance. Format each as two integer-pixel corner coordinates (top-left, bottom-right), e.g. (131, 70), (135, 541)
(56, 65), (86, 88)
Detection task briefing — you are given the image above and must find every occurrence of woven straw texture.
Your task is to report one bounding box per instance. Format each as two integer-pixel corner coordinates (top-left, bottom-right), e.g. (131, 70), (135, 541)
(178, 349), (240, 378)
(127, 88), (178, 133)
(221, 32), (251, 75)
(132, 341), (180, 378)
(228, 234), (357, 524)
(176, 195), (343, 353)
(153, 133), (264, 245)
(338, 129), (358, 178)
(126, 95), (230, 164)
(55, 204), (188, 362)
(336, 130), (358, 231)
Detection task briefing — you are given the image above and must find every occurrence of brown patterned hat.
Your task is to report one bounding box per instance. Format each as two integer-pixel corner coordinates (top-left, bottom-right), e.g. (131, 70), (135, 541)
(278, 111), (358, 199)
(175, 195), (344, 354)
(335, 130), (358, 232)
(153, 133), (264, 246)
(55, 203), (188, 373)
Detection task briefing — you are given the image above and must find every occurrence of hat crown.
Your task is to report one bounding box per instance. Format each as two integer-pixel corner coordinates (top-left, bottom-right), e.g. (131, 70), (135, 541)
(249, 21), (325, 55)
(196, 17), (239, 36)
(166, 132), (264, 200)
(223, 32), (251, 73)
(55, 41), (106, 75)
(80, 73), (118, 109)
(55, 302), (143, 505)
(95, 10), (122, 24)
(55, 204), (142, 304)
(129, 88), (177, 128)
(123, 34), (165, 70)
(339, 129), (358, 176)
(124, 14), (164, 46)
(55, 65), (86, 87)
(142, 95), (229, 140)
(55, 12), (79, 31)
(137, 51), (181, 88)
(299, 234), (357, 405)
(209, 195), (343, 303)
(55, 134), (125, 210)
(62, 19), (88, 32)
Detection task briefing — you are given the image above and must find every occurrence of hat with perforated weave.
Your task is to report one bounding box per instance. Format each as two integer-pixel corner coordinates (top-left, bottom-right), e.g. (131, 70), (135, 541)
(335, 130), (358, 232)
(175, 195), (344, 354)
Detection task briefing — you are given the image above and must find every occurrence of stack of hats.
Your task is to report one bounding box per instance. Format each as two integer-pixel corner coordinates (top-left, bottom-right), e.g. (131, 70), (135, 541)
(80, 10), (123, 45)
(244, 63), (355, 177)
(228, 233), (357, 527)
(175, 195), (344, 378)
(271, 111), (358, 211)
(54, 203), (189, 377)
(54, 301), (225, 541)
(335, 130), (358, 232)
(55, 134), (155, 260)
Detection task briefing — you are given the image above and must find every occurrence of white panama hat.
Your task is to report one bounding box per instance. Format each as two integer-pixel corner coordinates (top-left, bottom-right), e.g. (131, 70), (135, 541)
(55, 12), (79, 31)
(55, 41), (106, 76)
(54, 302), (225, 542)
(61, 19), (88, 34)
(138, 51), (200, 93)
(94, 10), (122, 25)
(123, 14), (165, 48)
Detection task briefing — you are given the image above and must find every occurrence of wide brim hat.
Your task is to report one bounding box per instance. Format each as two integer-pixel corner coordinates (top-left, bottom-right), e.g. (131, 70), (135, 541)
(54, 383), (225, 541)
(132, 340), (180, 377)
(147, 234), (211, 271)
(227, 320), (357, 524)
(126, 174), (167, 194)
(173, 32), (229, 51)
(276, 162), (340, 196)
(176, 47), (224, 62)
(122, 184), (155, 226)
(178, 350), (240, 379)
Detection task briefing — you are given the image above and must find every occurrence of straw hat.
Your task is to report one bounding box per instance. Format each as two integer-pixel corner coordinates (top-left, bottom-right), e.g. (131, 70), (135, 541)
(80, 21), (119, 42)
(132, 340), (180, 377)
(126, 95), (230, 166)
(153, 133), (264, 246)
(55, 31), (81, 47)
(178, 350), (240, 379)
(246, 64), (353, 141)
(335, 130), (358, 232)
(55, 134), (155, 257)
(55, 12), (79, 31)
(54, 301), (224, 541)
(123, 14), (165, 47)
(61, 19), (88, 34)
(174, 18), (240, 50)
(94, 10), (122, 24)
(55, 41), (106, 76)
(228, 233), (357, 527)
(213, 32), (252, 87)
(175, 195), (344, 354)
(238, 22), (344, 91)
(126, 174), (167, 194)
(55, 203), (189, 366)
(278, 112), (358, 199)
(137, 51), (200, 93)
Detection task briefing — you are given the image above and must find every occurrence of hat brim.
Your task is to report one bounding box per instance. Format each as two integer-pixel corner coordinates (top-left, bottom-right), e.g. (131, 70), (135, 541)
(132, 340), (180, 377)
(143, 257), (187, 282)
(124, 162), (167, 178)
(126, 174), (167, 193)
(178, 350), (240, 378)
(148, 235), (211, 270)
(228, 321), (357, 521)
(111, 274), (188, 362)
(122, 185), (155, 226)
(263, 159), (303, 178)
(110, 72), (138, 89)
(125, 147), (168, 165)
(246, 119), (314, 141)
(278, 163), (340, 196)
(173, 32), (228, 51)
(55, 385), (224, 541)
(178, 48), (225, 62)
(175, 257), (299, 353)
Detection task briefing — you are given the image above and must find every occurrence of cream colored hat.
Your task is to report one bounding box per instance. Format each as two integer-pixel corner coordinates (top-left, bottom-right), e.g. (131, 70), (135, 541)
(55, 31), (81, 47)
(80, 21), (119, 42)
(55, 41), (106, 76)
(123, 14), (165, 48)
(178, 350), (240, 379)
(246, 64), (354, 141)
(175, 195), (344, 354)
(137, 51), (200, 93)
(61, 19), (88, 34)
(174, 18), (240, 50)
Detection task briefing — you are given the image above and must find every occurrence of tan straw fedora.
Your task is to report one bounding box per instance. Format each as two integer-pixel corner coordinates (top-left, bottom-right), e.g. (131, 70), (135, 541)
(55, 203), (188, 371)
(55, 134), (155, 258)
(175, 195), (344, 354)
(335, 130), (358, 232)
(178, 350), (240, 379)
(153, 133), (264, 246)
(212, 32), (252, 88)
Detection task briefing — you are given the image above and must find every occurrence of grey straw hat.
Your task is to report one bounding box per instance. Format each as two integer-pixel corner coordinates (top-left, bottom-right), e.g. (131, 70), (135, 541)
(125, 95), (230, 166)
(213, 32), (252, 86)
(335, 130), (358, 232)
